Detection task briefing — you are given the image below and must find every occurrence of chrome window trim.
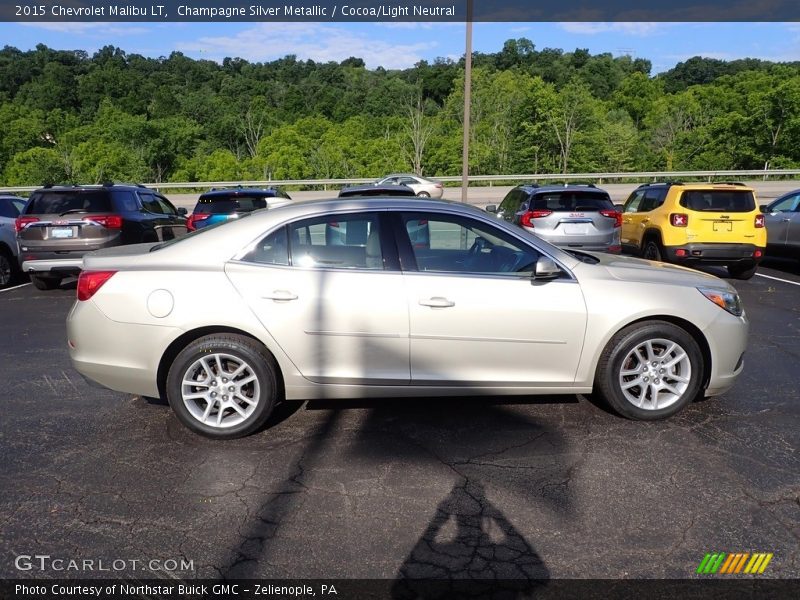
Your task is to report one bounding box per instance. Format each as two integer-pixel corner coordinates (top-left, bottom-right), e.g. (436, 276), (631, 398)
(232, 203), (577, 281)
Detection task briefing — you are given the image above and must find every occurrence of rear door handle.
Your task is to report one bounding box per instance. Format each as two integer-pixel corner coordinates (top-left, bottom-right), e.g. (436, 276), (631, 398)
(419, 297), (455, 308)
(263, 290), (298, 302)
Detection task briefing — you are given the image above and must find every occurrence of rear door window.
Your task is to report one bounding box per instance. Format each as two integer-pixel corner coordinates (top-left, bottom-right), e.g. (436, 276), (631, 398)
(638, 189), (667, 212)
(679, 191), (756, 213)
(25, 190), (112, 215)
(288, 213), (384, 270)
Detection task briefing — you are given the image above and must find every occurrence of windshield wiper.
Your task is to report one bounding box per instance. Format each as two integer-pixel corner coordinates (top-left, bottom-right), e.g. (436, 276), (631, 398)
(59, 208), (89, 216)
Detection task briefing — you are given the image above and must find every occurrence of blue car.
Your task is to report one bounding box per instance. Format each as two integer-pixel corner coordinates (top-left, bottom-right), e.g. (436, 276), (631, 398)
(187, 187), (292, 231)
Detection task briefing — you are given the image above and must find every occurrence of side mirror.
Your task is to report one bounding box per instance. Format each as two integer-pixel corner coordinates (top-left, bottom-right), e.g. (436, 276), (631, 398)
(759, 204), (772, 214)
(177, 207), (188, 216)
(485, 204), (497, 213)
(534, 256), (561, 280)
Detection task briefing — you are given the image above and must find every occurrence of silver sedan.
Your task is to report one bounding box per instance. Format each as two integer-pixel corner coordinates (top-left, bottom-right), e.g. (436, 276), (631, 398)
(376, 174), (444, 198)
(67, 198), (749, 438)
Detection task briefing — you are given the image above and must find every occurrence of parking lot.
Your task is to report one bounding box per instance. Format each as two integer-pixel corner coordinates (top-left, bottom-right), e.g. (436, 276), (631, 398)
(1, 256), (798, 583)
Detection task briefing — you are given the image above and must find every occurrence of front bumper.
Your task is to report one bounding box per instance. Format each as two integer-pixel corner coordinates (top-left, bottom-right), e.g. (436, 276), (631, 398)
(664, 243), (764, 267)
(703, 309), (749, 397)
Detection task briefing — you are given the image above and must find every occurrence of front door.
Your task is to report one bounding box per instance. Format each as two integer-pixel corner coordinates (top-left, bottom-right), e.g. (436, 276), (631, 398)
(395, 211), (587, 386)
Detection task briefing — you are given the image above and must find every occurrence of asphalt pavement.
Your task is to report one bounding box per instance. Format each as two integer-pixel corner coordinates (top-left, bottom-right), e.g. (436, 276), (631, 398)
(0, 258), (798, 584)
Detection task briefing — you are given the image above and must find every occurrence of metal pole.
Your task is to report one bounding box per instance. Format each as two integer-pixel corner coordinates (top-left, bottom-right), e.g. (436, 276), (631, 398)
(461, 2), (473, 203)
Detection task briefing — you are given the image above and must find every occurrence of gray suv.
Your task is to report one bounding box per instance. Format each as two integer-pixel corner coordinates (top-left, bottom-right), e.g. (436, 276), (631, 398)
(0, 195), (27, 288)
(489, 183), (621, 253)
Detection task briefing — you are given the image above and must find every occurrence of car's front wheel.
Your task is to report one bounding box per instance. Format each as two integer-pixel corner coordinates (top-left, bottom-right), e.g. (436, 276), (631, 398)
(595, 321), (704, 420)
(166, 334), (279, 438)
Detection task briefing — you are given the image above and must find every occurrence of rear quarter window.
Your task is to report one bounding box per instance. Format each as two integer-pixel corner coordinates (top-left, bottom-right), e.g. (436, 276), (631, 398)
(679, 191), (756, 213)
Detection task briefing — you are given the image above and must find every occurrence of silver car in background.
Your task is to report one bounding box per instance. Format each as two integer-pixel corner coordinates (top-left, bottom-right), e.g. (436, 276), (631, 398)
(376, 173), (444, 198)
(489, 183), (621, 253)
(761, 190), (800, 259)
(67, 197), (748, 439)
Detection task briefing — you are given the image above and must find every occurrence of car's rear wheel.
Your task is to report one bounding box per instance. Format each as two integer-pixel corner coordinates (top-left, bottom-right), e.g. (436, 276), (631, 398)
(30, 274), (61, 290)
(641, 239), (664, 262)
(417, 191), (430, 198)
(166, 334), (278, 439)
(596, 321), (704, 420)
(728, 263), (758, 280)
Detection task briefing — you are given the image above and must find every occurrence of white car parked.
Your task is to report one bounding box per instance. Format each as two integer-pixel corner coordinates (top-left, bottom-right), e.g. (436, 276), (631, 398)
(67, 198), (749, 438)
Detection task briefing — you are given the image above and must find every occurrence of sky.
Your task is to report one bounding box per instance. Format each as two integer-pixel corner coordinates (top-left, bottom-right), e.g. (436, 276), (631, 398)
(1, 21), (799, 73)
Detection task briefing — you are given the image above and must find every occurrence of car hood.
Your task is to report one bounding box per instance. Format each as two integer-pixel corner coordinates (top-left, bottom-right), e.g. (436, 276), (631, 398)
(579, 251), (733, 290)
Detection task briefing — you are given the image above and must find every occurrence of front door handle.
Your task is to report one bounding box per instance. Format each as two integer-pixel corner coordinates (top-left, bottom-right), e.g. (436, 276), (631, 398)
(783, 218), (792, 222)
(263, 290), (298, 302)
(419, 297), (455, 308)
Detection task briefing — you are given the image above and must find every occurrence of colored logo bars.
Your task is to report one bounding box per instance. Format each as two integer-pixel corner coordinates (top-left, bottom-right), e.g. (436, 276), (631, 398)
(697, 552), (773, 575)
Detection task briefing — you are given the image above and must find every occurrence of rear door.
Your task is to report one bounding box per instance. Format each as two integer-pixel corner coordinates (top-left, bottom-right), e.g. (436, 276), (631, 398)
(764, 193), (799, 248)
(678, 189), (758, 244)
(226, 211), (410, 384)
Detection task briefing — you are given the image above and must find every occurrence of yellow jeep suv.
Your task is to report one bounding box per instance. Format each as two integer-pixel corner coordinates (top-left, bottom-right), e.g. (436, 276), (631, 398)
(620, 182), (766, 279)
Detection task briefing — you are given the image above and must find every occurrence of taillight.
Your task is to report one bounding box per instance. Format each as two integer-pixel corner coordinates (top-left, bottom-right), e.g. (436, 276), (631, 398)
(14, 216), (39, 233)
(85, 215), (123, 229)
(670, 213), (689, 227)
(755, 214), (765, 228)
(519, 210), (552, 228)
(600, 209), (622, 228)
(186, 213), (211, 231)
(77, 271), (116, 301)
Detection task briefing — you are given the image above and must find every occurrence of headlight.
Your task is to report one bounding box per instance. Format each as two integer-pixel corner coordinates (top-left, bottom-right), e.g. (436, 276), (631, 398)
(697, 287), (743, 317)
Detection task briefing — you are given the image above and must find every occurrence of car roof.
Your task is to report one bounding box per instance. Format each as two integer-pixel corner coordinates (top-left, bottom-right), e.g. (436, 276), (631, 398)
(33, 183), (147, 192)
(517, 183), (608, 194)
(198, 187), (283, 199)
(634, 182), (755, 191)
(339, 184), (416, 197)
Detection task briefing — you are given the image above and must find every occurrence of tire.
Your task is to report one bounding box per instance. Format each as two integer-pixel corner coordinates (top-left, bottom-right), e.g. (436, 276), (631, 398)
(641, 239), (664, 262)
(728, 263), (758, 280)
(595, 320), (704, 420)
(0, 249), (17, 288)
(417, 191), (431, 198)
(30, 274), (61, 290)
(166, 334), (278, 439)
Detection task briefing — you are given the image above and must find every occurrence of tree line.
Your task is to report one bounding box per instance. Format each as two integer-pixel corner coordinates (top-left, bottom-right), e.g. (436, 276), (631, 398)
(1, 40), (799, 187)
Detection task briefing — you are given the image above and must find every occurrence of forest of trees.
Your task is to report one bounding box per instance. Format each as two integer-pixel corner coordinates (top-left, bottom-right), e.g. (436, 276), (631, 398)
(1, 39), (800, 186)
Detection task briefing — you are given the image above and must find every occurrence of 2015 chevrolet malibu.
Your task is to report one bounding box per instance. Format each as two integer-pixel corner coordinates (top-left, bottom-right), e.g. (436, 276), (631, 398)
(67, 198), (749, 438)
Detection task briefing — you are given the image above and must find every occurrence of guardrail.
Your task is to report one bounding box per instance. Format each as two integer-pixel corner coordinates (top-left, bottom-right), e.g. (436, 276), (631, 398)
(2, 169), (799, 193)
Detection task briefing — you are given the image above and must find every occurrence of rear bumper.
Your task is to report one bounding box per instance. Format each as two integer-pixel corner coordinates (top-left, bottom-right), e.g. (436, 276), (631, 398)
(525, 226), (621, 253)
(21, 257), (84, 274)
(664, 243), (764, 266)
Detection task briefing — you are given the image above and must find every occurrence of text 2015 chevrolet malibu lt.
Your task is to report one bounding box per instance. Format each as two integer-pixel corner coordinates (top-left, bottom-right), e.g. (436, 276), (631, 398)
(67, 198), (748, 439)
